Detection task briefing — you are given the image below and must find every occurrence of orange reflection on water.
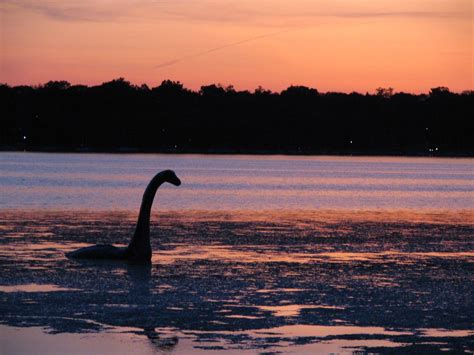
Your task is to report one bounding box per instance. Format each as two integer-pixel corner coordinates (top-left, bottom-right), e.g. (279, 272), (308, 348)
(0, 284), (79, 293)
(153, 246), (474, 265)
(153, 245), (322, 264)
(249, 325), (412, 338)
(419, 329), (474, 338)
(258, 305), (344, 317)
(157, 209), (474, 225)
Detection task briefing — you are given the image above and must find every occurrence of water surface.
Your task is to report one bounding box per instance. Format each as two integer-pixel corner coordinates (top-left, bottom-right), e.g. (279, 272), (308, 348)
(0, 153), (473, 353)
(1, 152), (472, 210)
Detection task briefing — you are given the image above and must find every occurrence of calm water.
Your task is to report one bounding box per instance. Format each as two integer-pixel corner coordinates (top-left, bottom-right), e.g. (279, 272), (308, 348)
(0, 152), (472, 211)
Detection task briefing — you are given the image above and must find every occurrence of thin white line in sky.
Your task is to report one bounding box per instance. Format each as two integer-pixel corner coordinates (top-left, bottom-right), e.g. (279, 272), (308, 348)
(154, 29), (294, 69)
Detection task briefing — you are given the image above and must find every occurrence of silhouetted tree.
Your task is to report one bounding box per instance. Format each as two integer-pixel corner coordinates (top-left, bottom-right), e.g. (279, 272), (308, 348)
(375, 87), (394, 98)
(0, 79), (472, 156)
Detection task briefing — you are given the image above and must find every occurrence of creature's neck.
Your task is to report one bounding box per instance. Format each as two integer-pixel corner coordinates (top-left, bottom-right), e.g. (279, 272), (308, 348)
(128, 172), (166, 261)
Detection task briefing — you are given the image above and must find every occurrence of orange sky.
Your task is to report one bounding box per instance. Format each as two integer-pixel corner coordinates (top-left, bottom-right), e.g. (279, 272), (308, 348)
(0, 0), (472, 93)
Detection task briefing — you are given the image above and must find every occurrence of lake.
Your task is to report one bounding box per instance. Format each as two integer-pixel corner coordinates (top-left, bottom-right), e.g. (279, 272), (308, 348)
(0, 153), (473, 354)
(1, 152), (472, 211)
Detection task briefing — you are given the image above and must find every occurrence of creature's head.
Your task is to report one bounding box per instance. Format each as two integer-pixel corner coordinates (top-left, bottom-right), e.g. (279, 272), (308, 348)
(161, 170), (181, 186)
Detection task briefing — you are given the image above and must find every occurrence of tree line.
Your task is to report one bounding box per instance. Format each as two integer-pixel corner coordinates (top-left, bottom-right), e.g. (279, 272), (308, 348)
(0, 78), (472, 155)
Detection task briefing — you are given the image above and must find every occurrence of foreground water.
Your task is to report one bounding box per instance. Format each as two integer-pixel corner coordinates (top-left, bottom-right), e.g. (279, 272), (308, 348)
(0, 153), (473, 354)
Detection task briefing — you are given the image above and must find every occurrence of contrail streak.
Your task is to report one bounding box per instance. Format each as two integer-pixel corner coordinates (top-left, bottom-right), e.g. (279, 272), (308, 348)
(154, 29), (293, 69)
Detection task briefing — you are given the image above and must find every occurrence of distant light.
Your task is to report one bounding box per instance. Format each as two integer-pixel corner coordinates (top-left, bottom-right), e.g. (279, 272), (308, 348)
(23, 136), (27, 140)
(435, 147), (438, 151)
(425, 127), (429, 130)
(350, 140), (353, 144)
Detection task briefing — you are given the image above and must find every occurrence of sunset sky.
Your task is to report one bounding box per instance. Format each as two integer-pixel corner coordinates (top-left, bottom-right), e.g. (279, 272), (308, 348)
(1, 0), (472, 93)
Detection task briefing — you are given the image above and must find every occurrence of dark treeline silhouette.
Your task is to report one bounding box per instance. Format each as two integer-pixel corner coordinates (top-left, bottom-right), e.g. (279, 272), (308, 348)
(1, 78), (473, 155)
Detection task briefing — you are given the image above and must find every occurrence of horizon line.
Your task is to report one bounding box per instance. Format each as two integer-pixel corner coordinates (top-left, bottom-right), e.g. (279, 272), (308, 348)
(1, 79), (472, 96)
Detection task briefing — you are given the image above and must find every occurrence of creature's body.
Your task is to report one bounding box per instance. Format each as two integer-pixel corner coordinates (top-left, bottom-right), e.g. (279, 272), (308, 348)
(66, 170), (181, 264)
(66, 245), (128, 260)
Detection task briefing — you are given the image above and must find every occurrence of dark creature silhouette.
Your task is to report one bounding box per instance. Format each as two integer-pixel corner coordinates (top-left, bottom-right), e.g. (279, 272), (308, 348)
(66, 170), (181, 264)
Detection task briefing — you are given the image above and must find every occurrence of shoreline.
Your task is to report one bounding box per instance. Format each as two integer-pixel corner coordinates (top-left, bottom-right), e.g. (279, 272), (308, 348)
(1, 147), (473, 158)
